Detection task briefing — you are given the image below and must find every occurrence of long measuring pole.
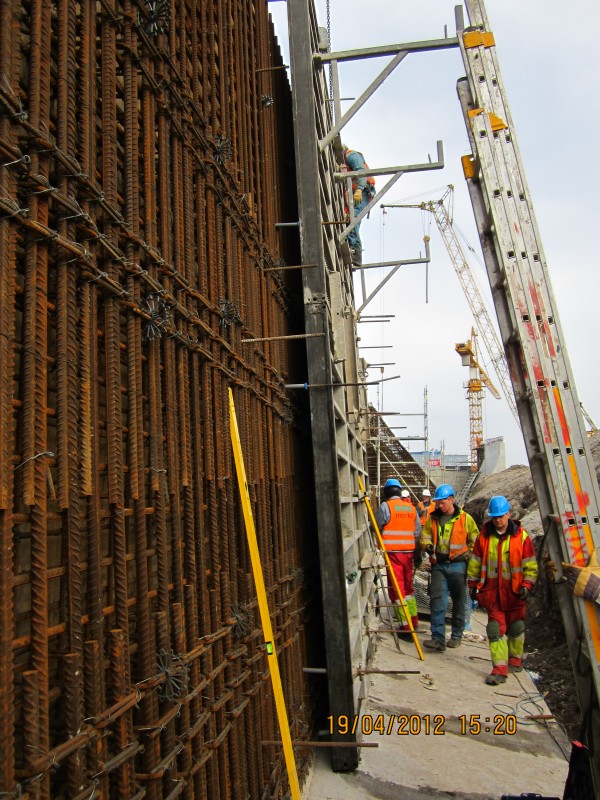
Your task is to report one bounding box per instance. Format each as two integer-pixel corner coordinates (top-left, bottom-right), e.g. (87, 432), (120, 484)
(229, 389), (301, 800)
(358, 476), (424, 661)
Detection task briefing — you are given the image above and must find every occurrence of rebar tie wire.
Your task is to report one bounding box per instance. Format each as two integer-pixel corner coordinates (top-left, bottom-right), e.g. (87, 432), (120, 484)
(14, 451), (54, 470)
(156, 649), (189, 702)
(0, 196), (29, 218)
(0, 153), (30, 169)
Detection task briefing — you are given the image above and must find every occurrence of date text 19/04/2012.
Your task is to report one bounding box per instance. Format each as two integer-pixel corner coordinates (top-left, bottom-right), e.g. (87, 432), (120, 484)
(327, 714), (518, 736)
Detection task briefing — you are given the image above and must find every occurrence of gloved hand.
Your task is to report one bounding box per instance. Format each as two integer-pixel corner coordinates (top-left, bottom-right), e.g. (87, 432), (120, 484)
(518, 585), (530, 600)
(425, 544), (434, 555)
(562, 550), (600, 603)
(413, 551), (423, 570)
(543, 552), (558, 582)
(353, 188), (363, 204)
(469, 587), (478, 601)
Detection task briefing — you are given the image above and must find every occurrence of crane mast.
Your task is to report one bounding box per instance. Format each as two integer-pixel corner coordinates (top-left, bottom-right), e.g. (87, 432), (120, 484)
(456, 328), (500, 470)
(382, 187), (519, 426)
(427, 187), (519, 425)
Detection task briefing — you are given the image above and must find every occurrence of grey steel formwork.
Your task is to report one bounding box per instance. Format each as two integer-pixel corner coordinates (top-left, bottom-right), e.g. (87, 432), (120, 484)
(285, 0), (459, 774)
(286, 0), (374, 773)
(458, 0), (600, 787)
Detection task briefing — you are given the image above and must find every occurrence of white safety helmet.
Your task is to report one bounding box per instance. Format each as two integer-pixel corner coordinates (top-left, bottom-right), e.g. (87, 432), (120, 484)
(400, 489), (410, 499)
(423, 489), (431, 497)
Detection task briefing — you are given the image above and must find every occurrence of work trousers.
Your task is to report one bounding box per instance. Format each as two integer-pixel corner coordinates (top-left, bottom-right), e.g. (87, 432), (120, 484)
(486, 604), (526, 676)
(429, 560), (467, 642)
(386, 551), (417, 628)
(347, 193), (370, 251)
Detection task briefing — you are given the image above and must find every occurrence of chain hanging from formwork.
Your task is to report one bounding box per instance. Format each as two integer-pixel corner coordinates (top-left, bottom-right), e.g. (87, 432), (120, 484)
(326, 0), (334, 114)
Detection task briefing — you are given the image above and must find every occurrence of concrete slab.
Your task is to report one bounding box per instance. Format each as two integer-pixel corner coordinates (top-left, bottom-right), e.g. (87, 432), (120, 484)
(303, 609), (569, 799)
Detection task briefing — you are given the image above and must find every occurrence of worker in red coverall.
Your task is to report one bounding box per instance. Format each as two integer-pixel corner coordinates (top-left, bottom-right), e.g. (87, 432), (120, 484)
(467, 495), (538, 685)
(375, 480), (421, 632)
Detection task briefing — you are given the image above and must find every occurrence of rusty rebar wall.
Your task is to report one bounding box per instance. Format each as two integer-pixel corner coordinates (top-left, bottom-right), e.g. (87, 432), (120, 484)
(0, 0), (319, 797)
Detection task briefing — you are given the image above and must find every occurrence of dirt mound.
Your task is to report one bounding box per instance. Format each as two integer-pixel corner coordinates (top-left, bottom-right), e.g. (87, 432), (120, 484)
(466, 463), (540, 530)
(462, 431), (600, 741)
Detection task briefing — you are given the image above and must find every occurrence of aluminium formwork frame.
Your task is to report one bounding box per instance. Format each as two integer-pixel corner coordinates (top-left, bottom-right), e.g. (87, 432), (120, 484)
(458, 0), (600, 788)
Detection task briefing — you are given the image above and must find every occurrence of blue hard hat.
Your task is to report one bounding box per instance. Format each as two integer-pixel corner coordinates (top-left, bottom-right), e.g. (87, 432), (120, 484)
(432, 484), (454, 501)
(384, 478), (401, 489)
(487, 495), (511, 517)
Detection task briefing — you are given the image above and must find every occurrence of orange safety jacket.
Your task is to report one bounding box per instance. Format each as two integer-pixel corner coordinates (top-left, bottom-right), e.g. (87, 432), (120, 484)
(431, 512), (470, 560)
(477, 532), (526, 593)
(344, 149), (376, 192)
(468, 520), (538, 611)
(418, 500), (435, 522)
(381, 500), (417, 552)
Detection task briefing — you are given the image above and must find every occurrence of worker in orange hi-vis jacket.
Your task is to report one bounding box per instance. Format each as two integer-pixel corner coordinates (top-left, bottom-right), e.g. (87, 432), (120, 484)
(467, 495), (538, 686)
(417, 489), (435, 523)
(375, 480), (421, 633)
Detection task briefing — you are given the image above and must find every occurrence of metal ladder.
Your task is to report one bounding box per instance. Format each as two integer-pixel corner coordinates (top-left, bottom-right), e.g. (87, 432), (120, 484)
(457, 0), (600, 785)
(456, 464), (482, 508)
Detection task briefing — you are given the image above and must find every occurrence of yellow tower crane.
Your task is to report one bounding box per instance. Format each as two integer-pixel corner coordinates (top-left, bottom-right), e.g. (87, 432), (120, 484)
(455, 328), (500, 471)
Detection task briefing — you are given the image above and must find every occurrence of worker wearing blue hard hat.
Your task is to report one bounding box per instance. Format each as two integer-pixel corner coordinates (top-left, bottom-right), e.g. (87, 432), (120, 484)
(420, 484), (479, 652)
(375, 478), (422, 633)
(432, 484), (455, 501)
(467, 495), (538, 685)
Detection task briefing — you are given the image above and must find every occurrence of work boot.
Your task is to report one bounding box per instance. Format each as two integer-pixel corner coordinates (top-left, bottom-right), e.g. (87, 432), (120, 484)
(508, 663), (524, 673)
(485, 673), (507, 685)
(423, 638), (446, 653)
(446, 637), (461, 648)
(350, 248), (362, 267)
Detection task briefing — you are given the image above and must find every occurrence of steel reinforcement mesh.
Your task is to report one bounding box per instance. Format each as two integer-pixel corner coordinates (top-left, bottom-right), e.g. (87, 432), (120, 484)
(0, 1), (320, 797)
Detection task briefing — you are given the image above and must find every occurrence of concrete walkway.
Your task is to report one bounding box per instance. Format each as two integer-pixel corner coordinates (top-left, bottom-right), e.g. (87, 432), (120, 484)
(303, 609), (569, 799)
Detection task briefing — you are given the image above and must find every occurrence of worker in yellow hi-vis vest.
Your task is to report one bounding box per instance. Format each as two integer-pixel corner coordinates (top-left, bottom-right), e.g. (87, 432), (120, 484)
(420, 484), (479, 652)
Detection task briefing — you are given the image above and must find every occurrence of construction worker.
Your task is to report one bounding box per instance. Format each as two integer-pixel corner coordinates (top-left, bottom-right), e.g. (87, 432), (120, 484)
(400, 488), (413, 504)
(343, 146), (375, 267)
(561, 551), (600, 604)
(420, 484), (479, 651)
(375, 479), (421, 632)
(467, 495), (538, 685)
(418, 489), (435, 522)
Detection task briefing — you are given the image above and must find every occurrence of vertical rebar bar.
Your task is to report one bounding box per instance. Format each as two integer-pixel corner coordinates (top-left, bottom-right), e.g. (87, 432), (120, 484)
(0, 1), (316, 795)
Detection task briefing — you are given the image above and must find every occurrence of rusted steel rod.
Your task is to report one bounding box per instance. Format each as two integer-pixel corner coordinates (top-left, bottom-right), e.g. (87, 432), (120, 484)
(262, 263), (318, 271)
(242, 333), (325, 343)
(1, 0), (319, 796)
(262, 741), (380, 748)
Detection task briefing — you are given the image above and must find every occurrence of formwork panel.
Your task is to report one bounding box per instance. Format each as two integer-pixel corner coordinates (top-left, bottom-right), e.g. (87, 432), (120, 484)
(0, 1), (319, 797)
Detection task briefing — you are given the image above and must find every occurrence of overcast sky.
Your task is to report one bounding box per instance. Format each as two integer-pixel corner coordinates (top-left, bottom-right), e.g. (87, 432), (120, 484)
(269, 0), (600, 467)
